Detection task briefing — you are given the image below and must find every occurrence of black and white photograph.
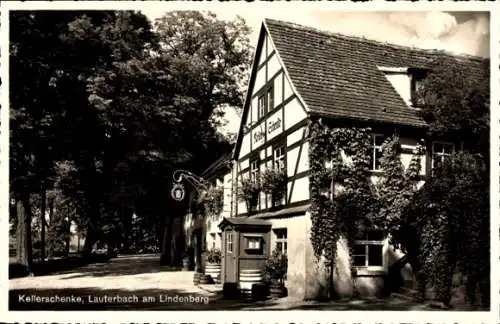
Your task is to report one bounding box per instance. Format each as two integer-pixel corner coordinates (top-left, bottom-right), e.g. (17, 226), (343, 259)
(3, 3), (495, 318)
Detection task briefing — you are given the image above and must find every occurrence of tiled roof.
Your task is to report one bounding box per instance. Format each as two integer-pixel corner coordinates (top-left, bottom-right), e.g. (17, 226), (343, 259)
(249, 204), (310, 219)
(264, 19), (488, 127)
(218, 217), (271, 229)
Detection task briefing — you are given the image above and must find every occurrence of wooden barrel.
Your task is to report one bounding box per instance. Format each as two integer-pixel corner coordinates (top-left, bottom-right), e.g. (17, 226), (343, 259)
(239, 269), (263, 295)
(205, 263), (221, 283)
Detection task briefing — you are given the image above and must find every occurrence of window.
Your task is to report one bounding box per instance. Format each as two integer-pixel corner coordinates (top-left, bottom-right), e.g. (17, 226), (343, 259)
(370, 134), (385, 171)
(258, 95), (266, 119)
(273, 145), (285, 171)
(250, 158), (260, 182)
(247, 237), (261, 249)
(353, 231), (384, 268)
(226, 232), (233, 253)
(272, 144), (286, 206)
(432, 141), (454, 168)
(211, 233), (216, 250)
(267, 86), (274, 111)
(257, 86), (274, 120)
(411, 71), (427, 107)
(274, 228), (287, 254)
(244, 234), (264, 254)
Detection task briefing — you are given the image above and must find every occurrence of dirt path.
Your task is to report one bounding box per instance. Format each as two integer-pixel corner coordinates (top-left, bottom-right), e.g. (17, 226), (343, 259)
(9, 254), (218, 310)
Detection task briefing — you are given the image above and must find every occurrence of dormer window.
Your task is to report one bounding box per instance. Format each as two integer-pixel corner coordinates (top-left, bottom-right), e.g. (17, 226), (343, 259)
(410, 69), (428, 107)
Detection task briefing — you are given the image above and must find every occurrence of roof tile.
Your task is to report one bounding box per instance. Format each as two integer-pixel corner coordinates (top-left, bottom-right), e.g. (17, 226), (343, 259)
(264, 19), (487, 127)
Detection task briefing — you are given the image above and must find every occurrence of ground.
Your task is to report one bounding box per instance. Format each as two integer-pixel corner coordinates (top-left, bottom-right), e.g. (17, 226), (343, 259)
(8, 254), (481, 311)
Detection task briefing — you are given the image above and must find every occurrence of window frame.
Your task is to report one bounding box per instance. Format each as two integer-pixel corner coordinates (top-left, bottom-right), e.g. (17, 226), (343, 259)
(370, 134), (385, 172)
(258, 94), (266, 120)
(246, 237), (261, 250)
(431, 141), (455, 169)
(267, 85), (274, 112)
(273, 144), (286, 172)
(274, 228), (288, 255)
(256, 85), (274, 121)
(272, 142), (286, 206)
(243, 234), (264, 254)
(226, 232), (233, 253)
(410, 69), (428, 108)
(250, 157), (260, 183)
(352, 231), (385, 271)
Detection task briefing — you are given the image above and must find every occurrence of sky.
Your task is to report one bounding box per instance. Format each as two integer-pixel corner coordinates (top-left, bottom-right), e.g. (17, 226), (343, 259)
(140, 10), (490, 137)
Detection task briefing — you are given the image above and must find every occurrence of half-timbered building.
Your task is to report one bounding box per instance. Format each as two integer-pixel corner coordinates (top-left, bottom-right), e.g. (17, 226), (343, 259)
(226, 19), (486, 300)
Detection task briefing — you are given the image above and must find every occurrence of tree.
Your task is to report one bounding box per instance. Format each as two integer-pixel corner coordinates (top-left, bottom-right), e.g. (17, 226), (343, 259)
(417, 56), (489, 157)
(403, 56), (490, 307)
(10, 11), (86, 271)
(10, 10), (251, 273)
(87, 11), (251, 265)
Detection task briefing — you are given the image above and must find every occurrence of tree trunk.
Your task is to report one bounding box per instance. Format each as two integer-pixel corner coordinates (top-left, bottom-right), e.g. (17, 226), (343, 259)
(194, 229), (203, 273)
(122, 209), (133, 254)
(160, 216), (172, 266)
(66, 218), (71, 256)
(82, 225), (97, 258)
(40, 187), (46, 262)
(47, 197), (54, 258)
(16, 197), (33, 275)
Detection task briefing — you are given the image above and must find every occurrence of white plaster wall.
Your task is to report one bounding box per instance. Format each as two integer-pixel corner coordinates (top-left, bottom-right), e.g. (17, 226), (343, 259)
(268, 214), (308, 298)
(266, 146), (272, 157)
(222, 172), (233, 218)
(284, 98), (307, 130)
(287, 127), (304, 147)
(268, 54), (280, 80)
(239, 158), (249, 171)
(240, 133), (251, 158)
(286, 144), (309, 176)
(283, 75), (294, 102)
(274, 72), (283, 107)
(257, 35), (266, 66)
(260, 149), (266, 161)
(238, 200), (247, 215)
(255, 66), (266, 94)
(251, 97), (258, 125)
(287, 177), (310, 203)
(385, 73), (411, 105)
(266, 34), (272, 57)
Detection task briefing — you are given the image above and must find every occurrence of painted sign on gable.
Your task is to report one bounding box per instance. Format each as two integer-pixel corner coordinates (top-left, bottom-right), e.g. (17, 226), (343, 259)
(267, 110), (283, 141)
(252, 122), (266, 148)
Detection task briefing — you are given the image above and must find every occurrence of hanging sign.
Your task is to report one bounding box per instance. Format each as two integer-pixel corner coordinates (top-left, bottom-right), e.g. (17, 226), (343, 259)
(171, 183), (185, 201)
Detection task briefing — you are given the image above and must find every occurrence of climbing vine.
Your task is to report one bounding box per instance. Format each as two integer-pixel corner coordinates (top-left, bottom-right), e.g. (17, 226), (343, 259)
(308, 120), (376, 298)
(375, 135), (424, 244)
(407, 153), (489, 307)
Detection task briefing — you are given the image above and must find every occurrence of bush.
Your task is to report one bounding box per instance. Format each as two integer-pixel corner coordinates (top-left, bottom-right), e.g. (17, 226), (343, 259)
(265, 248), (287, 283)
(238, 176), (261, 213)
(205, 248), (222, 264)
(261, 168), (287, 206)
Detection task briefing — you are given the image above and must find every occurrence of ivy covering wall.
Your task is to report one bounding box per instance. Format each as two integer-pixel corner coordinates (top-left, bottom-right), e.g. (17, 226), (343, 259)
(307, 119), (488, 308)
